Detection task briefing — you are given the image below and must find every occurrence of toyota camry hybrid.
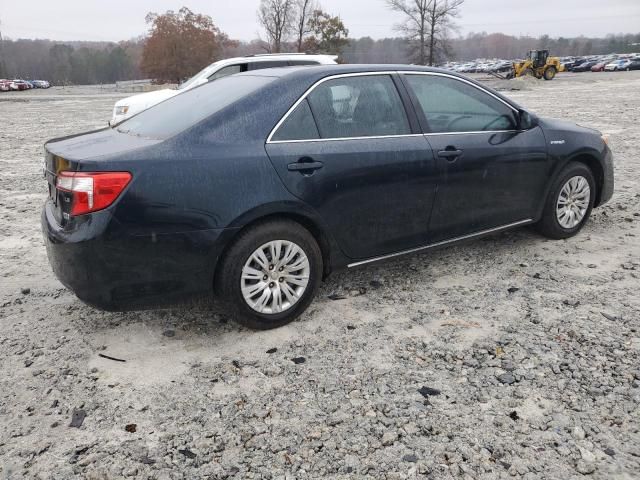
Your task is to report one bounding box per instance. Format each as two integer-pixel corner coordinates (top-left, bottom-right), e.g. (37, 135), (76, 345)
(42, 65), (614, 329)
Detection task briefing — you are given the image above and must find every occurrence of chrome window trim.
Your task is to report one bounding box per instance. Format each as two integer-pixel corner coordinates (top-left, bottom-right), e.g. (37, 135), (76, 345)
(269, 133), (425, 145)
(347, 219), (533, 268)
(266, 70), (522, 144)
(424, 129), (522, 137)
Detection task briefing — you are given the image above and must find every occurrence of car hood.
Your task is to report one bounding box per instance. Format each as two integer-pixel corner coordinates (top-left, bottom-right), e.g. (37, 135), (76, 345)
(538, 117), (601, 136)
(115, 88), (179, 108)
(46, 127), (162, 162)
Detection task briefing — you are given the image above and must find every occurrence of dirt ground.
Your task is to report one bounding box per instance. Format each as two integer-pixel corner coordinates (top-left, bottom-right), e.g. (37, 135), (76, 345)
(0, 71), (639, 480)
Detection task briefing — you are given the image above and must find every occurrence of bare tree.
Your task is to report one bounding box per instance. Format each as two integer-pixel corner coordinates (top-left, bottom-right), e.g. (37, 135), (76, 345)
(295, 0), (317, 52)
(0, 18), (7, 78)
(258, 0), (297, 53)
(386, 0), (463, 65)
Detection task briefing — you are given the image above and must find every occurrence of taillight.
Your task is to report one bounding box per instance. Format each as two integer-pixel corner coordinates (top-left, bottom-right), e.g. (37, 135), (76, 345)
(56, 171), (132, 216)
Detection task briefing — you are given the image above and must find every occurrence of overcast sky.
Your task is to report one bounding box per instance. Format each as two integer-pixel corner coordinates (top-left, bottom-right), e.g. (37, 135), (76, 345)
(1, 0), (639, 42)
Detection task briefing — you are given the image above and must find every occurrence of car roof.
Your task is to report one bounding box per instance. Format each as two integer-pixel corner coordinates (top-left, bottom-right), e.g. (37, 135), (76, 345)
(215, 53), (337, 67)
(233, 63), (486, 82)
(232, 63), (524, 112)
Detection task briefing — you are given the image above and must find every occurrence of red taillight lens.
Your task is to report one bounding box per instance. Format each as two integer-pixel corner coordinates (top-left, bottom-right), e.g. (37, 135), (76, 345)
(56, 171), (132, 216)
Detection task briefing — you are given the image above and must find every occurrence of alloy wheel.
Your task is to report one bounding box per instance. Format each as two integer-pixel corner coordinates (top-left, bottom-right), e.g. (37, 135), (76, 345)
(240, 240), (310, 314)
(556, 175), (591, 229)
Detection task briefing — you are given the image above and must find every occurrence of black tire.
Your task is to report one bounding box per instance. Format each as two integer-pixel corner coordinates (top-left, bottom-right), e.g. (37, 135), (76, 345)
(543, 67), (557, 80)
(535, 162), (596, 240)
(215, 219), (323, 330)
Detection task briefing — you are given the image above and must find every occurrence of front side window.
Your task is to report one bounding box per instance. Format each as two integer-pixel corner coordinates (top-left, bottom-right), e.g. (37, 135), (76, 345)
(405, 75), (518, 134)
(306, 75), (411, 139)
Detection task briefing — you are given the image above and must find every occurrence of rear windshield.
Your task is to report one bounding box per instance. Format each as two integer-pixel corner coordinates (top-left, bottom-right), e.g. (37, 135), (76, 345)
(115, 75), (275, 139)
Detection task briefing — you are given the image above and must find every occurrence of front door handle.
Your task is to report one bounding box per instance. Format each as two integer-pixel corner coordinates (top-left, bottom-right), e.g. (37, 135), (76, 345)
(438, 149), (463, 161)
(287, 159), (324, 173)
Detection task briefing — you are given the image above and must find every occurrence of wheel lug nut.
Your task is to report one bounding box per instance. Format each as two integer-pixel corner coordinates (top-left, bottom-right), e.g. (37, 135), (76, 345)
(263, 275), (268, 281)
(279, 267), (283, 272)
(269, 282), (274, 288)
(279, 278), (284, 282)
(269, 265), (274, 270)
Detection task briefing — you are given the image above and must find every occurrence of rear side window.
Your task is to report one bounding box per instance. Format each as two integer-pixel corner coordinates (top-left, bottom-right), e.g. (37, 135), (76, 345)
(307, 75), (410, 139)
(208, 64), (247, 81)
(116, 75), (274, 139)
(289, 60), (320, 66)
(271, 99), (319, 141)
(249, 61), (289, 70)
(405, 75), (517, 133)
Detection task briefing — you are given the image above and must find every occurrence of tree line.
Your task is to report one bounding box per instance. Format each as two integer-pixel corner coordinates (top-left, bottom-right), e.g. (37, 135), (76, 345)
(1, 1), (639, 85)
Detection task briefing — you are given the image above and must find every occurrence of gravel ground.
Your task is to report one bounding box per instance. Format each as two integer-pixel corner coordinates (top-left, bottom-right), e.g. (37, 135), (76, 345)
(0, 72), (639, 480)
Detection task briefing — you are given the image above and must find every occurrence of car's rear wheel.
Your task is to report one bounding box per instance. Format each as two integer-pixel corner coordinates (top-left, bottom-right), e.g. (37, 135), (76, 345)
(216, 220), (323, 330)
(535, 162), (596, 239)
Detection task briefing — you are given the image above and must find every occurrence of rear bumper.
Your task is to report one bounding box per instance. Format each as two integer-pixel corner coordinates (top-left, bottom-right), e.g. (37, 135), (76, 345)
(42, 200), (231, 311)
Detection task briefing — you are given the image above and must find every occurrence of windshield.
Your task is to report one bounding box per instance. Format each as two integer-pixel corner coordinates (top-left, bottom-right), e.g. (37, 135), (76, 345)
(116, 74), (274, 139)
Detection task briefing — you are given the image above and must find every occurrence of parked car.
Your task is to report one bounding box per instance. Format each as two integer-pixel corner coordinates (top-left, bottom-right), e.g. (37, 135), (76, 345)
(591, 59), (614, 72)
(605, 60), (628, 71)
(11, 79), (30, 90)
(571, 60), (598, 72)
(626, 58), (640, 71)
(43, 65), (614, 329)
(0, 79), (11, 92)
(31, 80), (51, 88)
(110, 53), (338, 125)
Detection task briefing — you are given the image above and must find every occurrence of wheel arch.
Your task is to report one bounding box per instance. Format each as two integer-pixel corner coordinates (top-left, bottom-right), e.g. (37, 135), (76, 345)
(213, 208), (340, 289)
(568, 153), (605, 206)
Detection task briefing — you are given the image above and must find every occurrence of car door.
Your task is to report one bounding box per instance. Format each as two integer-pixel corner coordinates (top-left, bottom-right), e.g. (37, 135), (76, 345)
(401, 73), (549, 242)
(265, 73), (438, 260)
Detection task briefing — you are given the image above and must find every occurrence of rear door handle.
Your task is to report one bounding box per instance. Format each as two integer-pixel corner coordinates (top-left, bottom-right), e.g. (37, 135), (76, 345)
(287, 160), (324, 172)
(438, 149), (463, 161)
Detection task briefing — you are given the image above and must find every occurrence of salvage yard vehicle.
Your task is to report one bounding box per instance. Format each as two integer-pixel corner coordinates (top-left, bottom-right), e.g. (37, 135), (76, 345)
(627, 58), (640, 71)
(605, 60), (628, 71)
(509, 50), (564, 80)
(591, 59), (614, 72)
(571, 60), (598, 72)
(31, 80), (51, 88)
(42, 65), (614, 329)
(110, 53), (338, 125)
(11, 79), (30, 90)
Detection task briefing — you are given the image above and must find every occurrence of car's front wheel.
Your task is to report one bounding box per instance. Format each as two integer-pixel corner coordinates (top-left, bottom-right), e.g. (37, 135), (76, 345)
(536, 162), (596, 239)
(216, 219), (323, 330)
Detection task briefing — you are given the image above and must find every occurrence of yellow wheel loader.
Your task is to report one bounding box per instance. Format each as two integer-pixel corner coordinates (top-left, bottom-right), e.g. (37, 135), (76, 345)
(506, 50), (565, 80)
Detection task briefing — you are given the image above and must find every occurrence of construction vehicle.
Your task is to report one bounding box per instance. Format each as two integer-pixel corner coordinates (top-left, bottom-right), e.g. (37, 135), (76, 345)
(512, 50), (564, 80)
(491, 50), (565, 81)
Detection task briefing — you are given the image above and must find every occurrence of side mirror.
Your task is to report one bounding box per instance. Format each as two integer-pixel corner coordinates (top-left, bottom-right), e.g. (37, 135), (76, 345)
(518, 109), (538, 130)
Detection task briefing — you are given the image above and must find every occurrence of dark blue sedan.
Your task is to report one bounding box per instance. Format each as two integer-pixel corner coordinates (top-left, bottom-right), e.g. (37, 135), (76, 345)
(42, 65), (614, 329)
